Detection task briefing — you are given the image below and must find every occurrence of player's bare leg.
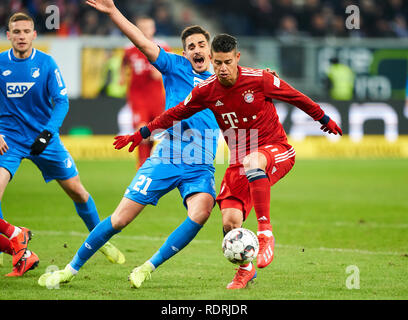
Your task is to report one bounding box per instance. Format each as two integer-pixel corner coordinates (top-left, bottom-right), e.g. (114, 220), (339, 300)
(58, 175), (125, 264)
(110, 197), (146, 230)
(221, 207), (256, 289)
(222, 207), (243, 234)
(57, 175), (89, 203)
(243, 152), (275, 268)
(186, 192), (213, 225)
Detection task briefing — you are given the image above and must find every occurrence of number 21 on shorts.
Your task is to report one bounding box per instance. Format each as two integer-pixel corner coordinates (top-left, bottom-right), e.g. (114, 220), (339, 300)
(133, 175), (152, 195)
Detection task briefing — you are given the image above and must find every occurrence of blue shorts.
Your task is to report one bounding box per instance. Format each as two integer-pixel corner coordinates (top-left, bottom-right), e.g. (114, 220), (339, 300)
(124, 157), (216, 208)
(0, 134), (78, 183)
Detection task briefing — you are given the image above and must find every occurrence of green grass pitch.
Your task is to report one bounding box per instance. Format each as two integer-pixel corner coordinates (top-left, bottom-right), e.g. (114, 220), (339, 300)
(0, 158), (407, 300)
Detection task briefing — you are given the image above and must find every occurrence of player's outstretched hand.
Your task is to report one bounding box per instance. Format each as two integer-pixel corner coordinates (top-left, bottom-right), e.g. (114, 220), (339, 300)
(113, 132), (142, 152)
(30, 130), (53, 155)
(319, 115), (342, 136)
(86, 0), (115, 14)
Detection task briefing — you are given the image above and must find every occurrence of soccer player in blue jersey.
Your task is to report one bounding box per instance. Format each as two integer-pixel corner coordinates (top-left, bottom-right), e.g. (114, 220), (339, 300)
(38, 0), (220, 288)
(0, 12), (124, 269)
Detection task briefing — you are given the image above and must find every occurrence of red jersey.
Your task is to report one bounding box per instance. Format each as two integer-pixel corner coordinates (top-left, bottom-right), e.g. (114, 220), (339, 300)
(123, 40), (170, 105)
(147, 66), (324, 163)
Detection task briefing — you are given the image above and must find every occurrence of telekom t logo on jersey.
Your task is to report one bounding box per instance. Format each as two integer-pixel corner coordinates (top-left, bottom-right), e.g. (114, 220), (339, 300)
(222, 112), (258, 129)
(222, 112), (239, 129)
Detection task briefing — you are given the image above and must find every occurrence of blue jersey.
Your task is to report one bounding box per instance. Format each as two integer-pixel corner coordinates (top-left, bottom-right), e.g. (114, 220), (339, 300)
(152, 48), (219, 165)
(0, 48), (69, 148)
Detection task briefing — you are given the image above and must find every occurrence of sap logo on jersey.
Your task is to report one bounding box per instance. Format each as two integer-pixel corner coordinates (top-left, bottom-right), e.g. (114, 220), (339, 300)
(6, 82), (35, 98)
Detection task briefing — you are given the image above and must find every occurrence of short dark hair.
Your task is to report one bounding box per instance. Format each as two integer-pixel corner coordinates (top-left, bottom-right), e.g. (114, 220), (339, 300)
(211, 34), (238, 53)
(181, 25), (210, 49)
(8, 12), (34, 30)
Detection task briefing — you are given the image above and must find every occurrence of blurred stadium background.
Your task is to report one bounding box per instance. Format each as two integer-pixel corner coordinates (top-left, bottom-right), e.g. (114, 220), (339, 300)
(1, 0), (407, 161)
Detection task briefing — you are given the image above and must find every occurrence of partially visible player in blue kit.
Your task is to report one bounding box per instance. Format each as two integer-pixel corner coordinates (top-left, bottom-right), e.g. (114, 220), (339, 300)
(38, 0), (221, 288)
(0, 12), (124, 271)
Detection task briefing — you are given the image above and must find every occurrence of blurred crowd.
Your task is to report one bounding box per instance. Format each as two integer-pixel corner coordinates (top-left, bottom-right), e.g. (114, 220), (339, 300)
(0, 0), (180, 36)
(1, 0), (408, 38)
(193, 0), (408, 38)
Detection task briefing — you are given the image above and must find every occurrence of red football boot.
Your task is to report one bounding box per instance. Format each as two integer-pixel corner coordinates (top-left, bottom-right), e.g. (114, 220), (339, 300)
(256, 233), (275, 268)
(226, 264), (257, 289)
(10, 227), (32, 266)
(5, 251), (39, 277)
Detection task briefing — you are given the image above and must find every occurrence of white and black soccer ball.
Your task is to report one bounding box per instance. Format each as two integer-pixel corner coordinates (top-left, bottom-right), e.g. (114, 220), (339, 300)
(222, 228), (259, 265)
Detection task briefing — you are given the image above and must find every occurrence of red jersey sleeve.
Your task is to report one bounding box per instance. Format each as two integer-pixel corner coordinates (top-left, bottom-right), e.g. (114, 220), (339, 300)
(263, 71), (324, 121)
(147, 86), (207, 132)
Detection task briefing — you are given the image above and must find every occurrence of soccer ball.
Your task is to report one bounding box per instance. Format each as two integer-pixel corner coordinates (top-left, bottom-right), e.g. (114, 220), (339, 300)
(222, 228), (259, 265)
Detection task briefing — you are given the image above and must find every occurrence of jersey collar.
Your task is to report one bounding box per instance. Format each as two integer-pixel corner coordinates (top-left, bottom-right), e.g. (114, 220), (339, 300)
(9, 48), (36, 62)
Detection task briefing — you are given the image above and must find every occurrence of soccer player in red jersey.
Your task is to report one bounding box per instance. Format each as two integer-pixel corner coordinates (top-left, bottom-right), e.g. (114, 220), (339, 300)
(0, 218), (39, 276)
(121, 16), (170, 167)
(114, 34), (342, 289)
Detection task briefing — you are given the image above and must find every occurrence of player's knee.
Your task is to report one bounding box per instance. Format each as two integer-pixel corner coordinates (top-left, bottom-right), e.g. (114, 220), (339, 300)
(189, 207), (211, 225)
(110, 213), (130, 230)
(243, 152), (267, 171)
(186, 193), (214, 225)
(222, 211), (242, 233)
(111, 198), (144, 230)
(223, 221), (241, 234)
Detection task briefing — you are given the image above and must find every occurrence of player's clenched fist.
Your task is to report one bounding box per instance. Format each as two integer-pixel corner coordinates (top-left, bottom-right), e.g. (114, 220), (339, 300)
(30, 130), (53, 155)
(318, 114), (342, 136)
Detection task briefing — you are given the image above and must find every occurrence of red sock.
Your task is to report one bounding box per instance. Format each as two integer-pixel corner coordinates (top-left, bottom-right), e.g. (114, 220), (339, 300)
(0, 218), (15, 238)
(138, 143), (152, 168)
(247, 171), (272, 233)
(0, 235), (13, 255)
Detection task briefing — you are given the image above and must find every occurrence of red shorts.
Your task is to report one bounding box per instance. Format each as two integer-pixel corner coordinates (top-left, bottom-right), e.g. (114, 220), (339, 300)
(216, 143), (295, 220)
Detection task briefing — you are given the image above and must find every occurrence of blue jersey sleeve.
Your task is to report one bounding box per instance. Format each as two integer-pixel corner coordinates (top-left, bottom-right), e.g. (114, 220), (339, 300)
(152, 47), (185, 75)
(44, 57), (69, 134)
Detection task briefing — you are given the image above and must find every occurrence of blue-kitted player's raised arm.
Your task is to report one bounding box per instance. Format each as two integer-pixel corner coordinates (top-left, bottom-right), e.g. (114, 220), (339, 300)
(86, 0), (161, 63)
(30, 56), (69, 155)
